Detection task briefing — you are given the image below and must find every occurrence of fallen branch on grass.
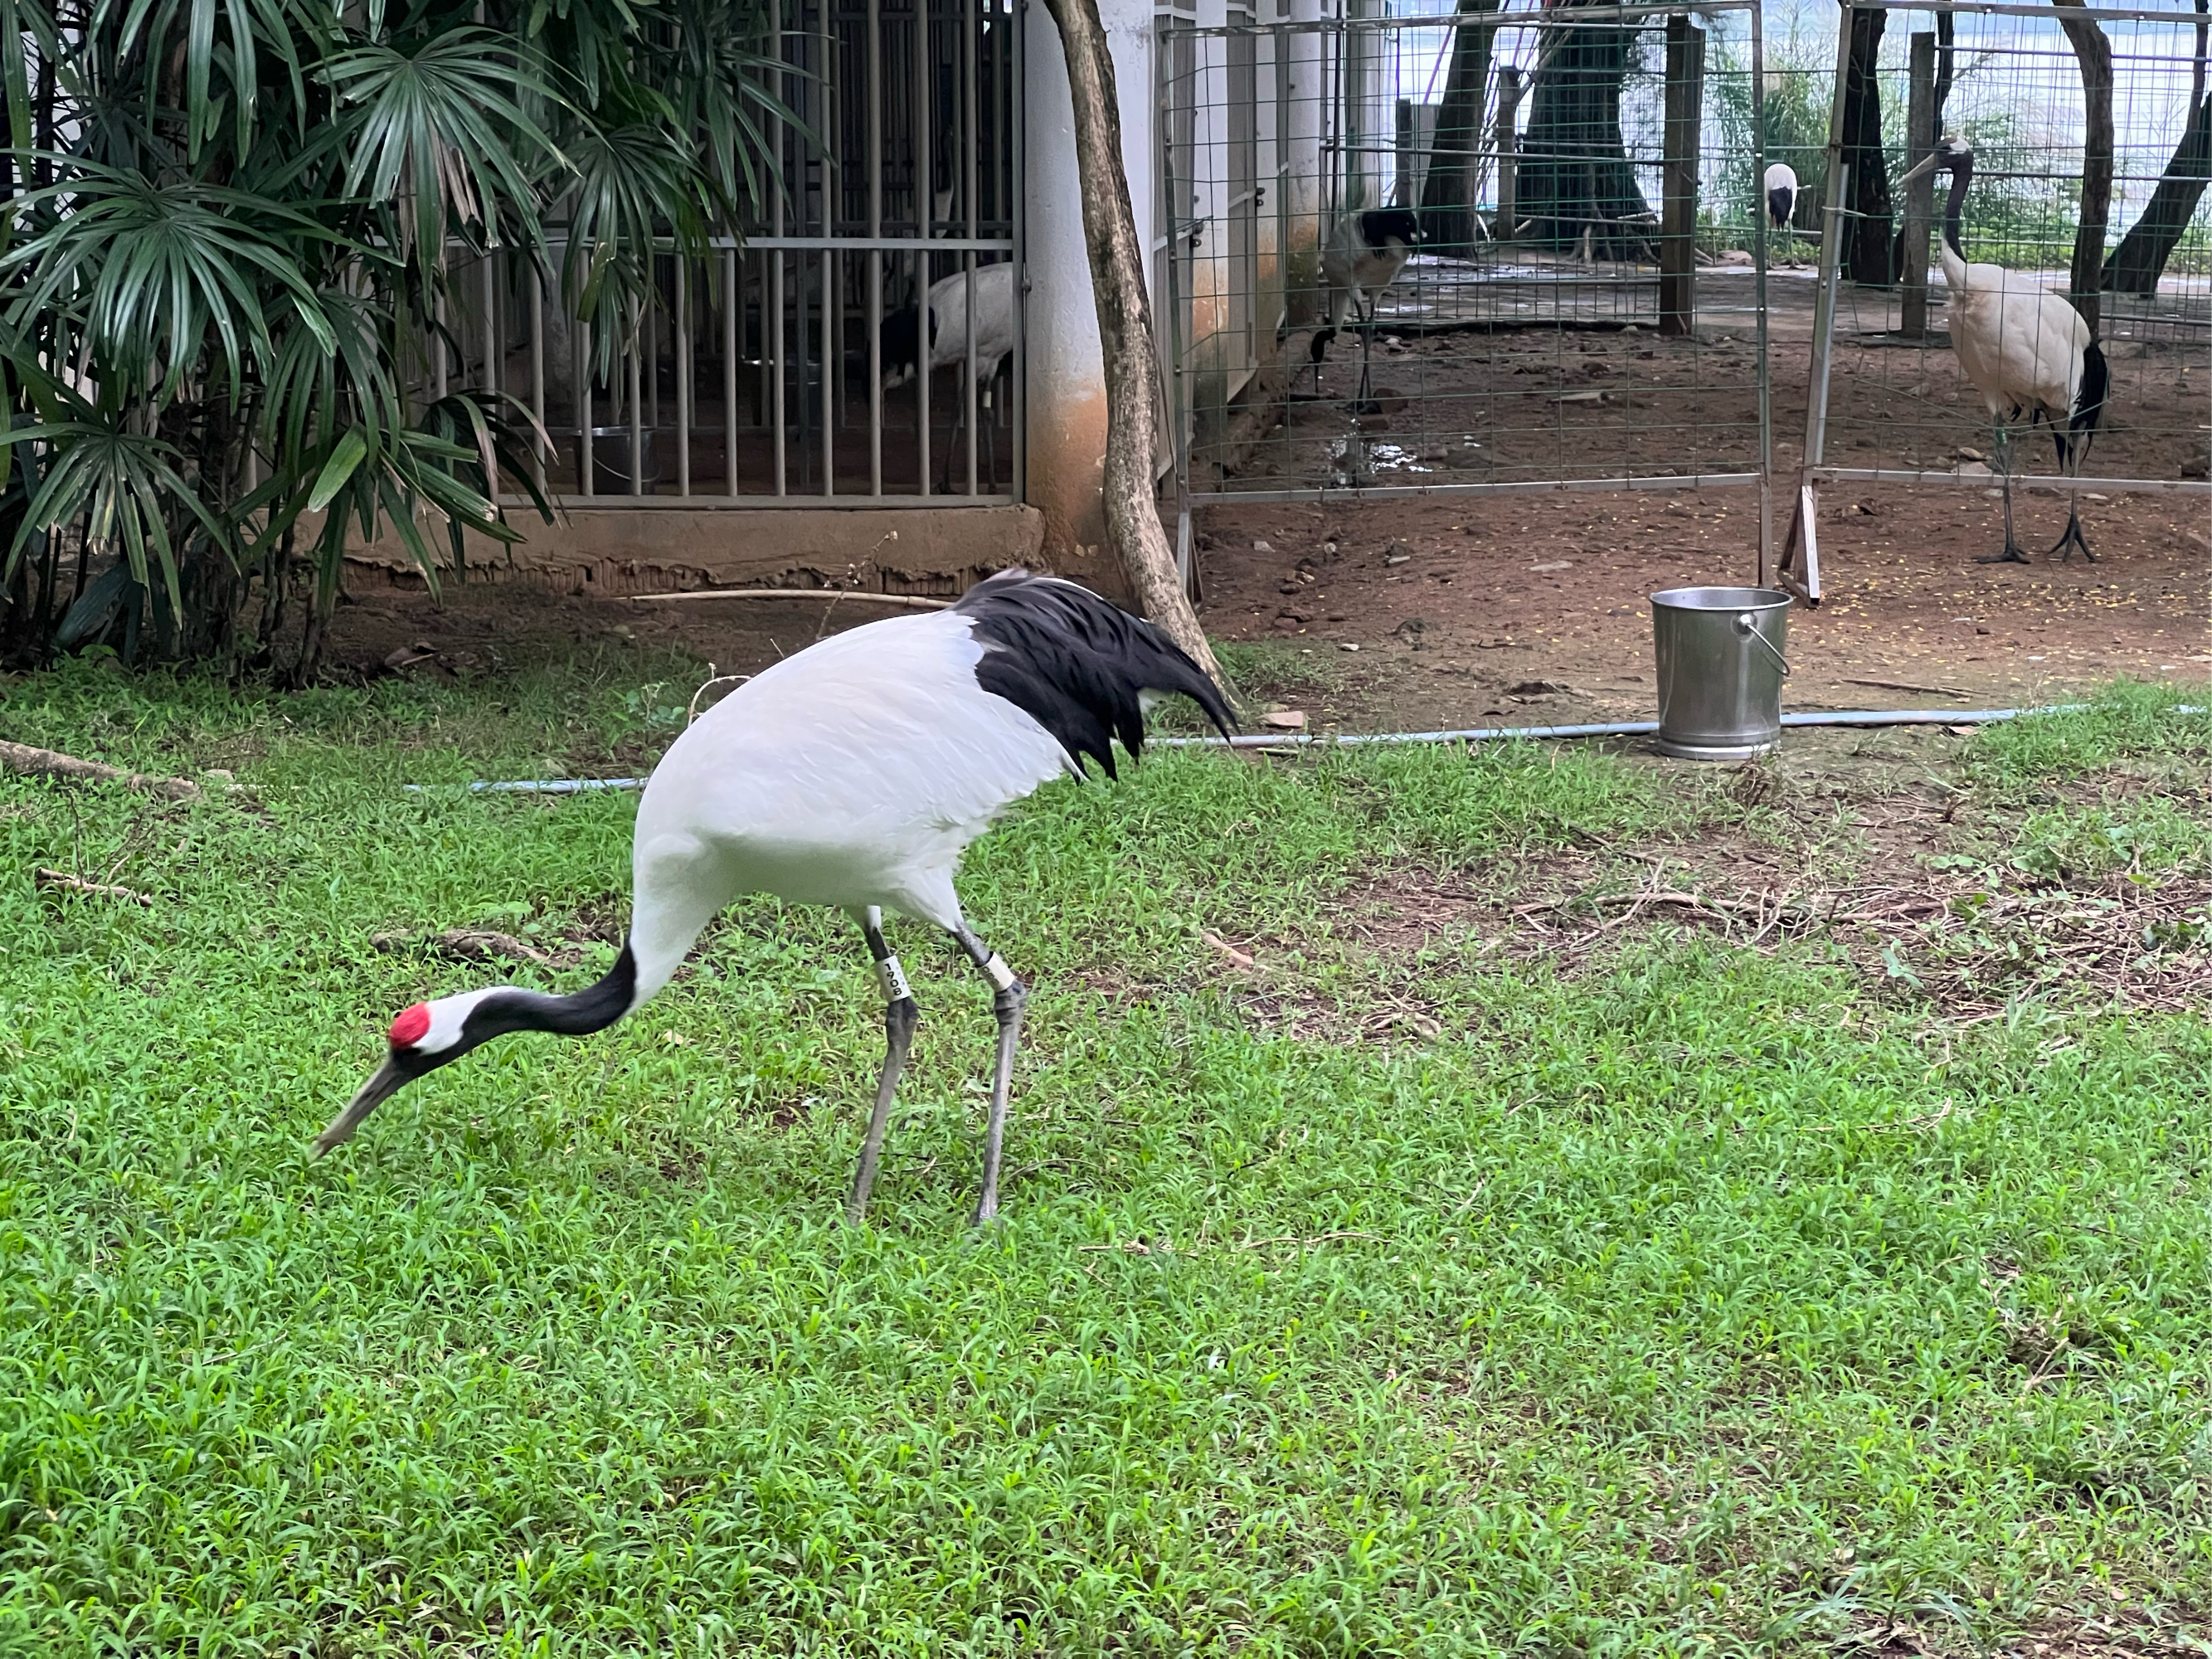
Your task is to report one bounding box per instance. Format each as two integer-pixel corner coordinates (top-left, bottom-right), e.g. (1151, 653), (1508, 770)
(1078, 1228), (1378, 1258)
(1232, 1229), (1378, 1252)
(1845, 676), (1972, 699)
(372, 928), (555, 966)
(34, 867), (153, 905)
(630, 587), (950, 611)
(2, 739), (202, 800)
(1516, 888), (1830, 931)
(1200, 928), (1257, 970)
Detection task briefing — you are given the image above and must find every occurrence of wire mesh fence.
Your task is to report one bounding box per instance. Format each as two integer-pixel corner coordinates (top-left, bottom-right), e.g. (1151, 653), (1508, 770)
(1786, 0), (2212, 598)
(1156, 0), (1775, 561)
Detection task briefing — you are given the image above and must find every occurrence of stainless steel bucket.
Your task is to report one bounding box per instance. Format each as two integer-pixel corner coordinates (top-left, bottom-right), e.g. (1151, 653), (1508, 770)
(1650, 586), (1792, 761)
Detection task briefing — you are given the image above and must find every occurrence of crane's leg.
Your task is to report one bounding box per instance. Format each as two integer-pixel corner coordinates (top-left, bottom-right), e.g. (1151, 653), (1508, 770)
(846, 905), (920, 1224)
(1976, 423), (2032, 565)
(984, 382), (999, 493)
(948, 922), (1027, 1225)
(1352, 294), (1383, 416)
(938, 367), (960, 495)
(2045, 435), (2095, 562)
(2048, 497), (2094, 563)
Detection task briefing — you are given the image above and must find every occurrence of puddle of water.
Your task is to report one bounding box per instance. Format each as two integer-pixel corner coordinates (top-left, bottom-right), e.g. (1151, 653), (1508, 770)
(1367, 443), (1433, 474)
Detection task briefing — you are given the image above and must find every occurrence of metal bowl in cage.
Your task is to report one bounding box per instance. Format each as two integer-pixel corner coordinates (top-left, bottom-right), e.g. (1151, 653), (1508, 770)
(1650, 586), (1791, 762)
(590, 427), (662, 494)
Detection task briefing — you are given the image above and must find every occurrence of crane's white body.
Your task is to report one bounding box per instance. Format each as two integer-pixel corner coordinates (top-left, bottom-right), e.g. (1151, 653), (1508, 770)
(1897, 134), (2104, 564)
(1764, 162), (1797, 231)
(1320, 212), (1417, 337)
(325, 569), (1232, 1222)
(884, 262), (1018, 391)
(1936, 239), (2090, 430)
(625, 608), (1065, 1006)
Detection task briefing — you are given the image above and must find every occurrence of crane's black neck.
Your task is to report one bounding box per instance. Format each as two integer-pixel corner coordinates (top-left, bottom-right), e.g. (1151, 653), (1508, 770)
(1942, 155), (1972, 261)
(465, 944), (639, 1044)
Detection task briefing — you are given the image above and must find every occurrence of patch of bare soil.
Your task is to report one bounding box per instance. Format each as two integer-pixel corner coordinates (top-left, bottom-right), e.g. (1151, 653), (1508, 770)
(1192, 271), (2212, 737)
(1222, 736), (2212, 1024)
(323, 580), (906, 696)
(1195, 478), (2210, 737)
(1315, 834), (2212, 1019)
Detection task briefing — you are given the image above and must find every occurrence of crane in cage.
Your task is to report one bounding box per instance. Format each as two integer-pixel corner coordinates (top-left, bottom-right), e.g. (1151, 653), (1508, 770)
(1310, 208), (1423, 414)
(1765, 163), (1797, 246)
(881, 262), (1018, 494)
(1900, 135), (2108, 566)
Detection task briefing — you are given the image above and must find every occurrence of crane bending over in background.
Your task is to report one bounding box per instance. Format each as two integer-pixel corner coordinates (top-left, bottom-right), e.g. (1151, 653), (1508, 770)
(1901, 134), (2108, 565)
(318, 571), (1235, 1227)
(881, 262), (1019, 494)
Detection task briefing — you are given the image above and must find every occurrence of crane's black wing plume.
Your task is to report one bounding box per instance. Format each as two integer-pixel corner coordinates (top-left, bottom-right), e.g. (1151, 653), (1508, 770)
(2069, 339), (2109, 464)
(955, 569), (1236, 777)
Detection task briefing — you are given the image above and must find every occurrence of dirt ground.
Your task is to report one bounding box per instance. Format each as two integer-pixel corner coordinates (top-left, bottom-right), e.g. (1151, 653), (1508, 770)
(1189, 264), (2212, 731)
(327, 264), (2210, 734)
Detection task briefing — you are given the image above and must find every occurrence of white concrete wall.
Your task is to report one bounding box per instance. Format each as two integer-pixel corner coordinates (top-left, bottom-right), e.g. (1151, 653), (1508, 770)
(1284, 0), (1326, 319)
(1023, 0), (1159, 585)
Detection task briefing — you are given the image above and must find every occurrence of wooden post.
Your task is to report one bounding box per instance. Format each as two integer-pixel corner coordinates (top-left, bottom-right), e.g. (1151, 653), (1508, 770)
(1493, 66), (1524, 239)
(1660, 16), (1704, 337)
(1899, 31), (1937, 336)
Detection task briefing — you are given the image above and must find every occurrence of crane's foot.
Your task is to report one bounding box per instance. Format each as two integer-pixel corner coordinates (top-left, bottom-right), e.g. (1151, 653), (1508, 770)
(2049, 517), (2095, 564)
(1346, 399), (1385, 419)
(1975, 545), (2033, 566)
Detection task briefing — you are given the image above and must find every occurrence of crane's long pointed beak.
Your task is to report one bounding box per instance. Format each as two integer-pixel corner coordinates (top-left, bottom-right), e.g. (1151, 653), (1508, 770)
(1898, 153), (1942, 187)
(314, 1058), (406, 1156)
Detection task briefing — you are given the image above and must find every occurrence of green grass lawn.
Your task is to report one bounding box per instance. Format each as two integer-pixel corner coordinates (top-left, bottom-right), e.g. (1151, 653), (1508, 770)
(3, 655), (2210, 1655)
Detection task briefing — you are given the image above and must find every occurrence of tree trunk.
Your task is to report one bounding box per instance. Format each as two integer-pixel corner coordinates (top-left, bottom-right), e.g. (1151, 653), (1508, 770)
(2102, 0), (2209, 295)
(2055, 0), (2114, 335)
(1840, 6), (1895, 284)
(1037, 0), (1223, 686)
(1418, 0), (1502, 251)
(1515, 2), (1652, 257)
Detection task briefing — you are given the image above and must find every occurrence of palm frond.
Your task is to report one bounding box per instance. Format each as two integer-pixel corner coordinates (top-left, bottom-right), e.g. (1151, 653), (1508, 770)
(323, 27), (565, 267)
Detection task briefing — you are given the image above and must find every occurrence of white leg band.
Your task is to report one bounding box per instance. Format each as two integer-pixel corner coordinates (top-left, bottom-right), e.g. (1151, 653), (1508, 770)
(876, 955), (913, 1002)
(983, 952), (1017, 992)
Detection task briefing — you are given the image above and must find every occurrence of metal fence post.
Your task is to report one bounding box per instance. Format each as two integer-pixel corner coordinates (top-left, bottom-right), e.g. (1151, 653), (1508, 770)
(1780, 2), (1860, 606)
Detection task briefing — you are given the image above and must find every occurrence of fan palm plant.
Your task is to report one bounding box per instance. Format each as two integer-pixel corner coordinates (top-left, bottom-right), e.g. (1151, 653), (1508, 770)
(0, 0), (792, 677)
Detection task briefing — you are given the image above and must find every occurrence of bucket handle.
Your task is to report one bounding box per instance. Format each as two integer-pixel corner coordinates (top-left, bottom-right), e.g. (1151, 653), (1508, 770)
(1732, 612), (1791, 677)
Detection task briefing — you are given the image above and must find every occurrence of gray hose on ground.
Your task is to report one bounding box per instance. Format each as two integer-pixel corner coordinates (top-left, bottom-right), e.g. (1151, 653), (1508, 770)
(411, 702), (2174, 793)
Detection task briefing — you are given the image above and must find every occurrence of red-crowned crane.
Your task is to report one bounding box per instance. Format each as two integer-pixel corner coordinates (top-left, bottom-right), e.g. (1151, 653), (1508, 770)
(1764, 162), (1797, 241)
(1310, 207), (1425, 365)
(1310, 207), (1423, 414)
(881, 262), (1018, 492)
(318, 571), (1235, 1225)
(1901, 134), (2109, 564)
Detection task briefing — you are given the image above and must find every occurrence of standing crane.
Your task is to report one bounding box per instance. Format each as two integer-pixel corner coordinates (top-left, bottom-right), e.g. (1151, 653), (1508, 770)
(1900, 134), (2108, 564)
(1310, 207), (1423, 411)
(1764, 163), (1798, 246)
(318, 571), (1236, 1226)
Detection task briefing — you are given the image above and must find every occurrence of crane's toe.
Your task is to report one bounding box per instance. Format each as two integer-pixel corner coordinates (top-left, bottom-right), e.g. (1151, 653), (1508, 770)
(1975, 547), (2034, 566)
(2049, 518), (2094, 564)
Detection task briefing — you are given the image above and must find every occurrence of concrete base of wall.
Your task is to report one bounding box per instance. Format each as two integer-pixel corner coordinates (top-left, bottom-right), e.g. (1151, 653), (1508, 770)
(346, 504), (1048, 599)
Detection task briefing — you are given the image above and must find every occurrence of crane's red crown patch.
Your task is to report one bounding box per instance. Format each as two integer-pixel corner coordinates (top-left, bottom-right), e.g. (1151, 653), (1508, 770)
(389, 1003), (431, 1048)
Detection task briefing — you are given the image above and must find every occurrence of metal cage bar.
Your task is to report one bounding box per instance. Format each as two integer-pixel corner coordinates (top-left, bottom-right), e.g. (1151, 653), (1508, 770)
(484, 0), (1018, 510)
